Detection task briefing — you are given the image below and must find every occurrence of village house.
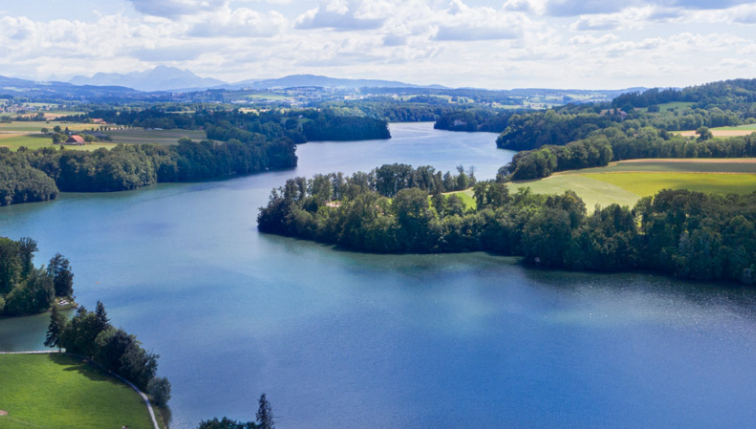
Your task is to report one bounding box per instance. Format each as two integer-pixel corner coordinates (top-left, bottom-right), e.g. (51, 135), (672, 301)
(64, 135), (86, 145)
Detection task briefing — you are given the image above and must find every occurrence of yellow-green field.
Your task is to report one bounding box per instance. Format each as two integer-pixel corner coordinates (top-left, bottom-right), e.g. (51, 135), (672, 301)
(0, 353), (154, 429)
(0, 121), (105, 133)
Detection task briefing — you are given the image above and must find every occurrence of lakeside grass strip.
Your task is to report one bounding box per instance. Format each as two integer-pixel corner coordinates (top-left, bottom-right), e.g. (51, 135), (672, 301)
(0, 353), (154, 429)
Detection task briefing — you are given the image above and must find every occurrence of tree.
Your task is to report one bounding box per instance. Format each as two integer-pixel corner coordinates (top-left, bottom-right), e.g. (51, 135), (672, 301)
(256, 394), (274, 429)
(45, 306), (67, 349)
(147, 376), (172, 407)
(41, 127), (49, 134)
(696, 126), (713, 141)
(94, 300), (110, 333)
(18, 237), (37, 279)
(47, 254), (73, 297)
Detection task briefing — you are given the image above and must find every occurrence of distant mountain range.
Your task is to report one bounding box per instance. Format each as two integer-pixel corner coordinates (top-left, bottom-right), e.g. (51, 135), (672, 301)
(69, 66), (226, 92)
(222, 74), (447, 90)
(0, 67), (648, 103)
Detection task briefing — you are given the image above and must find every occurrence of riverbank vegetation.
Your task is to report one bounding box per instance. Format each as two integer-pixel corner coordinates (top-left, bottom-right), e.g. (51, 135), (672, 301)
(0, 237), (73, 316)
(258, 167), (756, 285)
(0, 353), (155, 429)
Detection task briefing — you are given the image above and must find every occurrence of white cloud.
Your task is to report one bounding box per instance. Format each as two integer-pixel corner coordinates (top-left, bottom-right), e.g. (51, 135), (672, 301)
(188, 7), (287, 37)
(128, 0), (227, 18)
(295, 0), (388, 31)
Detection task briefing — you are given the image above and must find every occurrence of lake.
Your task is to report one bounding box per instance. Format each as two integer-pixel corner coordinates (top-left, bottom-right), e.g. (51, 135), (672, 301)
(2, 122), (756, 429)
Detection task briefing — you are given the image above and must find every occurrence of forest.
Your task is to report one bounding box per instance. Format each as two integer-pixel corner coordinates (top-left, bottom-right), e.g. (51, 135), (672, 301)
(258, 167), (756, 285)
(434, 109), (514, 132)
(0, 237), (73, 316)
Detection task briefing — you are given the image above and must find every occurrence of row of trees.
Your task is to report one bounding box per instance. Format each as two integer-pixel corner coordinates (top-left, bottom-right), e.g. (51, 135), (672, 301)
(45, 302), (172, 407)
(258, 169), (756, 285)
(502, 136), (613, 180)
(0, 237), (73, 316)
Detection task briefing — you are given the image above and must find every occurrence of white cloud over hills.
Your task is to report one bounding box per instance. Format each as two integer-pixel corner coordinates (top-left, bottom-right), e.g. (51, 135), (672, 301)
(0, 0), (754, 89)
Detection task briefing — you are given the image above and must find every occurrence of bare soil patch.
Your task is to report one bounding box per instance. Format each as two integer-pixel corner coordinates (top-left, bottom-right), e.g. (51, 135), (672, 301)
(0, 410), (8, 416)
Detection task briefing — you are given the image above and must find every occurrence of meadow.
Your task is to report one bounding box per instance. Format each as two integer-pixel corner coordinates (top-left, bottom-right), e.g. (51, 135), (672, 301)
(0, 354), (154, 429)
(0, 121), (104, 133)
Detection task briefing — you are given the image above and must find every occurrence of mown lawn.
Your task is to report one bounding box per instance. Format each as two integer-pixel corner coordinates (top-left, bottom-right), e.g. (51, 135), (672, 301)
(0, 353), (153, 429)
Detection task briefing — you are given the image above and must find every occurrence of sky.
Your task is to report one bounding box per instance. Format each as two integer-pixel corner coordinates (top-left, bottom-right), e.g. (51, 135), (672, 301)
(0, 0), (755, 89)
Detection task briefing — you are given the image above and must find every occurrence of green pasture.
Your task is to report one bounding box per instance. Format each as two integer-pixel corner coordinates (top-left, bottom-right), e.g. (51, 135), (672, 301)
(0, 353), (154, 429)
(0, 134), (117, 151)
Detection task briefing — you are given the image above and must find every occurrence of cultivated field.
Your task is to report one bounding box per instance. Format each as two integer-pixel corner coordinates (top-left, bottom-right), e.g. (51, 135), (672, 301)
(677, 129), (756, 138)
(0, 354), (154, 429)
(105, 128), (206, 146)
(584, 172), (756, 198)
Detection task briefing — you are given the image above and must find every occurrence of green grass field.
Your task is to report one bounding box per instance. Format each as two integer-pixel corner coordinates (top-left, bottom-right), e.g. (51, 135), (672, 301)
(0, 353), (154, 429)
(106, 129), (206, 146)
(572, 159), (756, 174)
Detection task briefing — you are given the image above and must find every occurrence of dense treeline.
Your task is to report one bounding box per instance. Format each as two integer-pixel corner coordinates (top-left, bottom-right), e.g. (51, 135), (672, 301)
(321, 99), (459, 122)
(504, 128), (756, 180)
(434, 109), (514, 132)
(302, 114), (390, 141)
(503, 136), (613, 180)
(258, 171), (756, 285)
(45, 301), (172, 407)
(495, 104), (747, 152)
(0, 237), (73, 316)
(0, 148), (59, 205)
(614, 79), (756, 118)
(198, 394), (274, 429)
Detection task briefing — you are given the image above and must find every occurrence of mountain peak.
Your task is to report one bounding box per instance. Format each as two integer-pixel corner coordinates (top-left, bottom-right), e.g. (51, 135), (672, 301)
(69, 66), (226, 92)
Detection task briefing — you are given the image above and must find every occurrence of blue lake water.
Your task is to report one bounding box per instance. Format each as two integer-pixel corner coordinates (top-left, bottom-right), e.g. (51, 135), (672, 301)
(2, 122), (756, 429)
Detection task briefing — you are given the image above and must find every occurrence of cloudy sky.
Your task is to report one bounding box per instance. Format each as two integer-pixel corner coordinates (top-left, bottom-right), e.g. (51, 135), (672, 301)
(1, 0), (755, 89)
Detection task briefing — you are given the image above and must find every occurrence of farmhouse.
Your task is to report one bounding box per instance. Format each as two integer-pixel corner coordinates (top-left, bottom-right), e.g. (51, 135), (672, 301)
(64, 135), (86, 145)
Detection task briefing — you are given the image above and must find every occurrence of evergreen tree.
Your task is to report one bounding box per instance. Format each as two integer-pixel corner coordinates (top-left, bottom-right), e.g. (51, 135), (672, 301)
(45, 306), (67, 349)
(18, 237), (37, 279)
(47, 253), (74, 297)
(94, 300), (111, 333)
(256, 394), (274, 429)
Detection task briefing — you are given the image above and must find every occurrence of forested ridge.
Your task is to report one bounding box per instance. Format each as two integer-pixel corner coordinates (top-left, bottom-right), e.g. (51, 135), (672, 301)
(258, 166), (756, 285)
(434, 109), (514, 132)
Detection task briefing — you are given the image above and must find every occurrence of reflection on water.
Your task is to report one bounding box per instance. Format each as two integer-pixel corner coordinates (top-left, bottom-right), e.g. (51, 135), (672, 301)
(1, 123), (756, 429)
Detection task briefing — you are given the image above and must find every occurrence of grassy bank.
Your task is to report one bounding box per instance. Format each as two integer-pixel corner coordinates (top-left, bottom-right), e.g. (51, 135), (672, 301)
(0, 353), (154, 429)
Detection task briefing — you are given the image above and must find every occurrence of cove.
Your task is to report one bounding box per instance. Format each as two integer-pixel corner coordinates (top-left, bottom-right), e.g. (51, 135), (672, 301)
(2, 123), (756, 429)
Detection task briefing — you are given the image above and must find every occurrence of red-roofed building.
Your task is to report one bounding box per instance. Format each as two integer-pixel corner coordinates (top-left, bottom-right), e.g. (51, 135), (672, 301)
(64, 135), (86, 145)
